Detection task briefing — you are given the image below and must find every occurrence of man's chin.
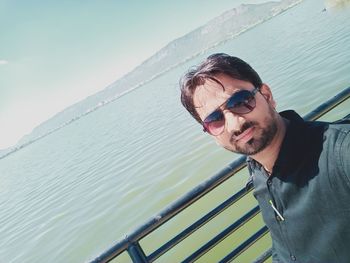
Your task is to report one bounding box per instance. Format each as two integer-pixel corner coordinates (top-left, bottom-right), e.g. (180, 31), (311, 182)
(224, 138), (266, 155)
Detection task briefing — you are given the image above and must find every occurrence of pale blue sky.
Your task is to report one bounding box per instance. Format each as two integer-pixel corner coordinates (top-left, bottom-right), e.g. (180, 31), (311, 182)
(0, 0), (268, 149)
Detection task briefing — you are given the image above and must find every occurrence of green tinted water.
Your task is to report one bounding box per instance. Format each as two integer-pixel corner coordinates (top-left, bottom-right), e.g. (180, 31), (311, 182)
(1, 0), (350, 262)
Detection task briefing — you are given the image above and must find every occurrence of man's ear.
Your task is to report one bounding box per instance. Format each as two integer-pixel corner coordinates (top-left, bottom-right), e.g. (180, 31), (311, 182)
(260, 83), (276, 108)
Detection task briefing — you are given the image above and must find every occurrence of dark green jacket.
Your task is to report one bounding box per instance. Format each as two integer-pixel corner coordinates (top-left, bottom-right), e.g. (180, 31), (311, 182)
(247, 110), (350, 262)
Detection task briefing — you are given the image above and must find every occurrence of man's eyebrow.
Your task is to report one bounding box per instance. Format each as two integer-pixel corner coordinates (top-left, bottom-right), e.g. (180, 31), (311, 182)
(231, 87), (245, 94)
(214, 87), (247, 109)
(194, 85), (248, 111)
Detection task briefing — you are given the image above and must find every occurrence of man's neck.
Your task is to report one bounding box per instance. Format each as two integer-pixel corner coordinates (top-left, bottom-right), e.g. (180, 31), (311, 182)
(250, 116), (288, 175)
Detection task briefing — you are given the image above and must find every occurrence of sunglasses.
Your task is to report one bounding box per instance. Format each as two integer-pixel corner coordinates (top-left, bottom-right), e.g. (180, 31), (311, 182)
(202, 87), (260, 136)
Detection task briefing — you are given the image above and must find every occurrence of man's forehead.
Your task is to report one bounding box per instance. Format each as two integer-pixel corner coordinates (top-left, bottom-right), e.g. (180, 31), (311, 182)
(193, 79), (240, 109)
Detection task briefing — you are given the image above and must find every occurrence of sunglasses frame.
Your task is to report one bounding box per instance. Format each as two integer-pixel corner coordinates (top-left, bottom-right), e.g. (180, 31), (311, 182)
(202, 87), (260, 136)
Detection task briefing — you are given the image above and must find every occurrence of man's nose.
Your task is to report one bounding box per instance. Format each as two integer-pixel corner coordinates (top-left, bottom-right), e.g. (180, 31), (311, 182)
(224, 110), (244, 133)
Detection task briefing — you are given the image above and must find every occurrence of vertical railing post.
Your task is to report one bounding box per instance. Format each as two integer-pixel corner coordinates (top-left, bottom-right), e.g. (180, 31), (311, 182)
(90, 85), (350, 263)
(127, 241), (148, 263)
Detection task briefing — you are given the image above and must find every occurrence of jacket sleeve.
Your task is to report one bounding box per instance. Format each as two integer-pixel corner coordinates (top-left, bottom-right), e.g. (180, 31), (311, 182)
(339, 130), (350, 180)
(270, 241), (281, 262)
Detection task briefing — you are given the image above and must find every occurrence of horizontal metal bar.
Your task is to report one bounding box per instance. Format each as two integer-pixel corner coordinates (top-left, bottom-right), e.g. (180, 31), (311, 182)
(218, 225), (269, 263)
(148, 187), (251, 262)
(90, 86), (350, 263)
(181, 206), (260, 263)
(91, 156), (247, 262)
(253, 248), (272, 263)
(303, 86), (350, 121)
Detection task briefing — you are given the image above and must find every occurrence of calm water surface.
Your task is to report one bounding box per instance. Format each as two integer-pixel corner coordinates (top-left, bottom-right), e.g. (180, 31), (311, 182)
(1, 0), (350, 262)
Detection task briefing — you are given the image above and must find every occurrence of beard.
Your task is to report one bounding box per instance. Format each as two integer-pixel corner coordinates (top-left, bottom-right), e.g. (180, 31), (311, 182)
(224, 108), (278, 155)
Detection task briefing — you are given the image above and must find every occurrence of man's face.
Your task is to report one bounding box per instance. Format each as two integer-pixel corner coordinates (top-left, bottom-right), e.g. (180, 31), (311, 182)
(193, 74), (278, 155)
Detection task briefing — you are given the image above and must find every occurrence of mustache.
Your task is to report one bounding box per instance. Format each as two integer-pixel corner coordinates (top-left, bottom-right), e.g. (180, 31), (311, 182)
(233, 122), (255, 138)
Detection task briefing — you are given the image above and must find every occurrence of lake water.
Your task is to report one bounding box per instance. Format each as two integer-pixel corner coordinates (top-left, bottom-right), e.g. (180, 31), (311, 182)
(1, 0), (350, 262)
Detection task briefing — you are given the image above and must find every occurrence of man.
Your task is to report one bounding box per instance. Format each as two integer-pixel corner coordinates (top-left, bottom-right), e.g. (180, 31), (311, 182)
(180, 53), (350, 262)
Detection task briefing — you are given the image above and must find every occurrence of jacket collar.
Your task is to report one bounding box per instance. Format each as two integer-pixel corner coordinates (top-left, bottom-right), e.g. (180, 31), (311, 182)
(273, 110), (309, 173)
(247, 110), (310, 176)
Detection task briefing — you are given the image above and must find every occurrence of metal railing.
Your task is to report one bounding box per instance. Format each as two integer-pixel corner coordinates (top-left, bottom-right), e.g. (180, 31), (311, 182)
(91, 86), (350, 263)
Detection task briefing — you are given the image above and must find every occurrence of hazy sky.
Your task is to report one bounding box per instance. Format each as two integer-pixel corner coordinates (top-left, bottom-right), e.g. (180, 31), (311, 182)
(0, 0), (268, 149)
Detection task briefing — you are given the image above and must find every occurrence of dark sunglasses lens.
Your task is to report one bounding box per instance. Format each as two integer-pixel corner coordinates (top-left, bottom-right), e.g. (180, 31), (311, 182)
(227, 90), (256, 114)
(203, 110), (225, 135)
